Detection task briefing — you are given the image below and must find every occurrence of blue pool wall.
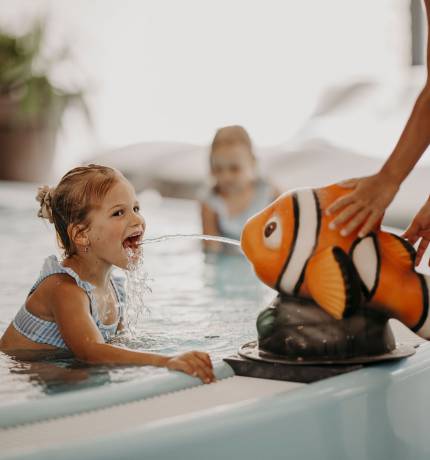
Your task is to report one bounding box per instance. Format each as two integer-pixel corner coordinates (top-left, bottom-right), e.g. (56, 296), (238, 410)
(6, 343), (430, 460)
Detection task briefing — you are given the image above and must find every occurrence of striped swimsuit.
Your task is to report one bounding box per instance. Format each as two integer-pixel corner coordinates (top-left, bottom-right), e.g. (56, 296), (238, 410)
(13, 255), (126, 349)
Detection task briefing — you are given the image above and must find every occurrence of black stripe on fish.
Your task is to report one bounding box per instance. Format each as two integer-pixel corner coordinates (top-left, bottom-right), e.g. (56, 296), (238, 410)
(293, 190), (321, 296)
(368, 234), (381, 299)
(413, 273), (430, 333)
(275, 193), (299, 293)
(332, 246), (362, 317)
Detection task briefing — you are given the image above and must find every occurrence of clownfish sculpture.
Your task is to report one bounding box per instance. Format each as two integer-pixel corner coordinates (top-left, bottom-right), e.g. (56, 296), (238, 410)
(240, 184), (430, 339)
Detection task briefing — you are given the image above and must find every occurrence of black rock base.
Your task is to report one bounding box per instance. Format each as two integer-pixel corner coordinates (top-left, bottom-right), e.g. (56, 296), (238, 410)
(257, 295), (398, 360)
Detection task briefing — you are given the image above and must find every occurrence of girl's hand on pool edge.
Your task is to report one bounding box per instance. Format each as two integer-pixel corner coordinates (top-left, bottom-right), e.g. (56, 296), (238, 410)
(166, 351), (215, 384)
(326, 174), (399, 238)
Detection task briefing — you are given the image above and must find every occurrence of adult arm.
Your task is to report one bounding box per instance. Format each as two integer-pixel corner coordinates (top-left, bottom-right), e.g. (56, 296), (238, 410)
(327, 0), (430, 238)
(403, 195), (430, 265)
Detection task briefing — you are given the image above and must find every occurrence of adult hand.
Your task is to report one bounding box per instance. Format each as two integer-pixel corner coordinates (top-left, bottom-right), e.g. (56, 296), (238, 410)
(166, 351), (215, 383)
(402, 198), (430, 266)
(326, 173), (400, 237)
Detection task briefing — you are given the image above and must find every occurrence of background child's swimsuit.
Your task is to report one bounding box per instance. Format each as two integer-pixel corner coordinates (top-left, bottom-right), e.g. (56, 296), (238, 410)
(202, 179), (274, 240)
(13, 255), (126, 349)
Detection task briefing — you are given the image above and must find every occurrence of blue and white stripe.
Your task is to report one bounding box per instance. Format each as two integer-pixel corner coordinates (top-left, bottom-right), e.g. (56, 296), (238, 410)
(13, 255), (125, 349)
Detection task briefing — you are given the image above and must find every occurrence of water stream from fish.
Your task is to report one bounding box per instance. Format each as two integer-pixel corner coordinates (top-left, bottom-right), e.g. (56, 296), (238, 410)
(123, 234), (242, 337)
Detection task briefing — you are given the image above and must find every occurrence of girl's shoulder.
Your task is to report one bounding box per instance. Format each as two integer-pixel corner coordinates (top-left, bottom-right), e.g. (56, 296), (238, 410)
(45, 273), (90, 305)
(39, 255), (95, 293)
(25, 270), (90, 324)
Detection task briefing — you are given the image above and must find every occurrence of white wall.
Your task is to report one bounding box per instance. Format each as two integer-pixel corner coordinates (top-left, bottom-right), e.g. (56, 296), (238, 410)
(0, 0), (413, 173)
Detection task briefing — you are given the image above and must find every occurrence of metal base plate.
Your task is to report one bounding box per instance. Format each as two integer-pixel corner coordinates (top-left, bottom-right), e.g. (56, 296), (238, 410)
(238, 340), (416, 366)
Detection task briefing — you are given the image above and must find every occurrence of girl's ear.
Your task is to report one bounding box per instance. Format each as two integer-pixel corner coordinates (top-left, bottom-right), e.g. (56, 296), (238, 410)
(68, 223), (90, 249)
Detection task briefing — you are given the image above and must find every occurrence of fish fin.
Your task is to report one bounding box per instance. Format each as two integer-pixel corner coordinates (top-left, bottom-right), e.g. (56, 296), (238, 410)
(361, 233), (427, 333)
(378, 232), (416, 270)
(305, 246), (361, 319)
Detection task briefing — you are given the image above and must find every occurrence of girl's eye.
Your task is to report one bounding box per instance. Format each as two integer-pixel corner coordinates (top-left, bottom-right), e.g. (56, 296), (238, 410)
(133, 206), (140, 213)
(112, 209), (124, 217)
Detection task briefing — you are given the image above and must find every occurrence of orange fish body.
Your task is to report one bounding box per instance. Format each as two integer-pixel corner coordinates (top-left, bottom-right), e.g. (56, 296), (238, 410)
(241, 184), (430, 338)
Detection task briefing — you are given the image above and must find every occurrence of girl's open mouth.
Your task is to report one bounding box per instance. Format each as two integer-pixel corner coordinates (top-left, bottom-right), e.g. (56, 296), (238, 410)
(122, 232), (143, 251)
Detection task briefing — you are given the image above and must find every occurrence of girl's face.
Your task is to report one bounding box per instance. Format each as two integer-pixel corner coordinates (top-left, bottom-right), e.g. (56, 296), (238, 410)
(85, 178), (146, 269)
(210, 144), (256, 195)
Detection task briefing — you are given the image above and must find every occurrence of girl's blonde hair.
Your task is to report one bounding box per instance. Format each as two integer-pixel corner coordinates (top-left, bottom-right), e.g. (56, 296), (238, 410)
(36, 164), (120, 256)
(210, 125), (255, 161)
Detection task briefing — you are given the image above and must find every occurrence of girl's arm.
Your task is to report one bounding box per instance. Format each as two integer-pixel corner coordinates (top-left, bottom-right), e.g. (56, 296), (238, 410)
(200, 202), (223, 252)
(52, 280), (214, 383)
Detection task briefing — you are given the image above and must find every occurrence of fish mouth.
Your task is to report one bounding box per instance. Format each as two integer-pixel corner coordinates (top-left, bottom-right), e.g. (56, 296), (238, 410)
(240, 223), (254, 260)
(122, 231), (143, 250)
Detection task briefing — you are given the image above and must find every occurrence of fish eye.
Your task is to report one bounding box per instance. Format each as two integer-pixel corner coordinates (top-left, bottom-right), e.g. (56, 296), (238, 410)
(264, 222), (277, 237)
(263, 215), (282, 249)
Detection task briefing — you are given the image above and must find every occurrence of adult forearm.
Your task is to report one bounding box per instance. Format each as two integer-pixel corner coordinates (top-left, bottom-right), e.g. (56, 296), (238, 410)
(380, 86), (430, 184)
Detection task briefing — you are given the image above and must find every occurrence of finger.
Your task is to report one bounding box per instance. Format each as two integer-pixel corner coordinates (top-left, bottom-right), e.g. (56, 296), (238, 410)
(326, 194), (356, 216)
(402, 223), (420, 244)
(402, 233), (419, 245)
(415, 239), (429, 260)
(190, 361), (212, 383)
(176, 360), (202, 380)
(358, 211), (382, 238)
(193, 355), (215, 381)
(195, 351), (213, 369)
(340, 208), (371, 237)
(189, 357), (214, 383)
(416, 238), (430, 266)
(193, 353), (213, 371)
(330, 202), (364, 229)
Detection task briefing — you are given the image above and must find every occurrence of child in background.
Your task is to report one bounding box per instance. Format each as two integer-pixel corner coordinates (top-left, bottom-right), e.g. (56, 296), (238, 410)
(200, 125), (279, 252)
(0, 164), (214, 384)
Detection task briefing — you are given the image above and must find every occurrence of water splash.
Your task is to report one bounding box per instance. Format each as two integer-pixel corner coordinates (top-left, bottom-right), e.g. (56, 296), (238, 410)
(122, 234), (241, 338)
(122, 247), (152, 338)
(139, 234), (241, 247)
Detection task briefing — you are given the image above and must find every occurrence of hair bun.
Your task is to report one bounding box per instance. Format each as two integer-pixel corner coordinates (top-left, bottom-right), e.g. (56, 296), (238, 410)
(36, 185), (55, 223)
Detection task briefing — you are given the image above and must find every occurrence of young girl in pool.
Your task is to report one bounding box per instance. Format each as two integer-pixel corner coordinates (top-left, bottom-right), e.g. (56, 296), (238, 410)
(200, 125), (279, 252)
(0, 164), (214, 384)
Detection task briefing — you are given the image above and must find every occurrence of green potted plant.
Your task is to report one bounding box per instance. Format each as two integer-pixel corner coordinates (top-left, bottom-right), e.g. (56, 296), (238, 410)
(0, 21), (90, 182)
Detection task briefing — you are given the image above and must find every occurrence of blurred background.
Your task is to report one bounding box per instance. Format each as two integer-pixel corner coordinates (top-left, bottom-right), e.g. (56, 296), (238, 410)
(0, 0), (428, 226)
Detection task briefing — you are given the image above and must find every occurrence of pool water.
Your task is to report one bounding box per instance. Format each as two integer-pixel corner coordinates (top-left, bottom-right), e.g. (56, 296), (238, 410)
(0, 184), (273, 404)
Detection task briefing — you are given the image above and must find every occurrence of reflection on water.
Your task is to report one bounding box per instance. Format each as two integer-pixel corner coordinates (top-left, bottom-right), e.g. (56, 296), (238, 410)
(0, 202), (274, 404)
